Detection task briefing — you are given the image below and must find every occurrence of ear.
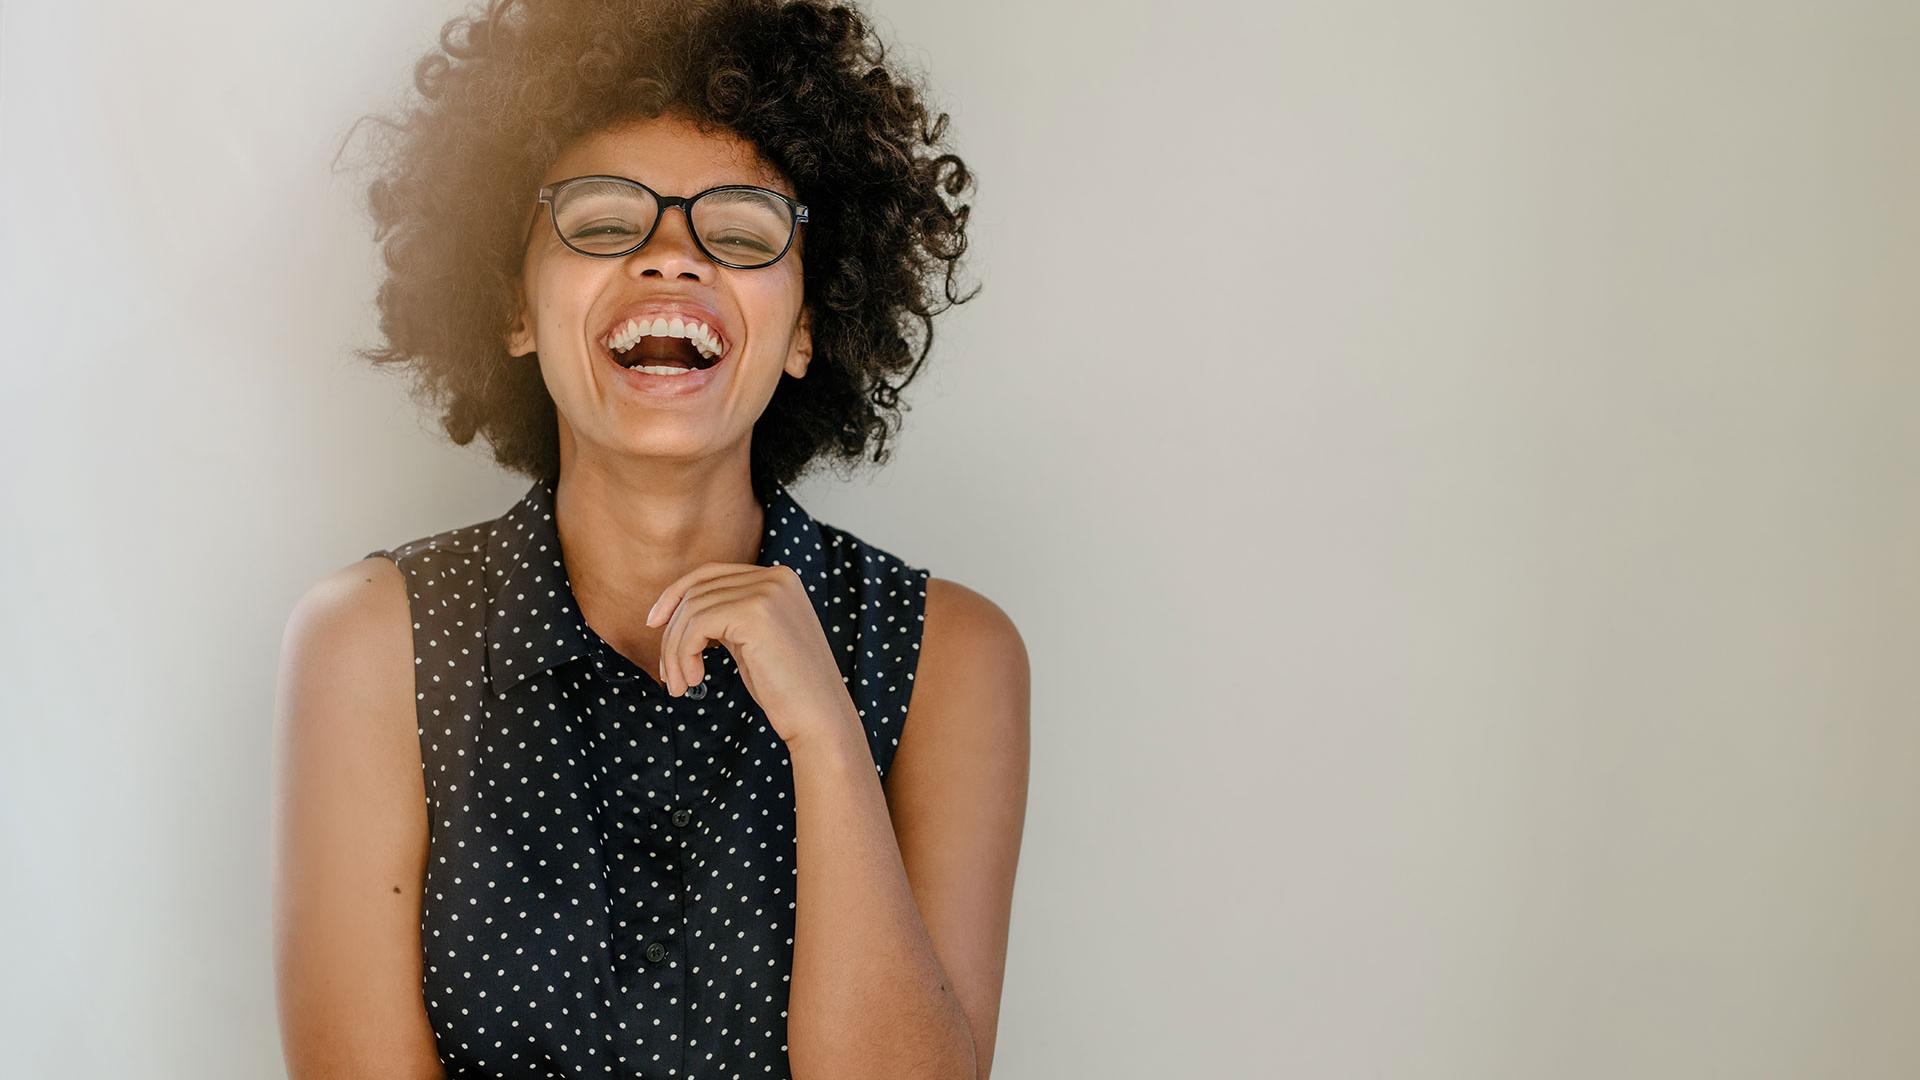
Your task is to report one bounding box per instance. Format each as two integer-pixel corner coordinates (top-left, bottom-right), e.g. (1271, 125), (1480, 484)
(779, 303), (810, 378)
(505, 279), (536, 357)
(783, 304), (814, 379)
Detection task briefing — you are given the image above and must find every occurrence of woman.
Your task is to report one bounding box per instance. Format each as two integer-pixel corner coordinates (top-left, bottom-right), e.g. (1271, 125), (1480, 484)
(271, 1), (1030, 1076)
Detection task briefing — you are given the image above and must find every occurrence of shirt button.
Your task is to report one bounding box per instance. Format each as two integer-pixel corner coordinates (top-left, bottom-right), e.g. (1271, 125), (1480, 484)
(671, 808), (693, 827)
(644, 941), (668, 964)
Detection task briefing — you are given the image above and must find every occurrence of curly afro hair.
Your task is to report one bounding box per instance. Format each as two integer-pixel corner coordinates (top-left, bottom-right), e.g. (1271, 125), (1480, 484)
(338, 0), (979, 496)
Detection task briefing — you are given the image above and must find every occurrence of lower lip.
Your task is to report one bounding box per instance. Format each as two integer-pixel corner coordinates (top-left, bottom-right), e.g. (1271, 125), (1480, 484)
(599, 340), (728, 397)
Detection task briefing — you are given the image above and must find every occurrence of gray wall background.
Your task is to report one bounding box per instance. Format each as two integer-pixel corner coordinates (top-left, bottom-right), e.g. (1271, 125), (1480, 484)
(2, 0), (1916, 1076)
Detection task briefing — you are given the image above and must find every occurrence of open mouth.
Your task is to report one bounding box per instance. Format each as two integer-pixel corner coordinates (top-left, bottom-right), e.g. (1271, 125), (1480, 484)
(607, 334), (721, 375)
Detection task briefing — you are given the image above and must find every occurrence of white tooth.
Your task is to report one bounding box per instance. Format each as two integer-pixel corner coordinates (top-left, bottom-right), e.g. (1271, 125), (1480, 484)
(609, 315), (724, 357)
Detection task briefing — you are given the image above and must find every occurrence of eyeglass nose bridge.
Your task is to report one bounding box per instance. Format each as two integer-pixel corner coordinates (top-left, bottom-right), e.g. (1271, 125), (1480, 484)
(644, 192), (699, 244)
(530, 176), (809, 269)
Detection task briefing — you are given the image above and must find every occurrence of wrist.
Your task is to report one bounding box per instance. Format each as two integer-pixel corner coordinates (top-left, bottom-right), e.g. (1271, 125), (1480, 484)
(782, 703), (869, 762)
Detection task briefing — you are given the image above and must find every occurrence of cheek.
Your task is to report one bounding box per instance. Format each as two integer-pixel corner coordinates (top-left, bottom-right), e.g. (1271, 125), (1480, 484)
(526, 264), (603, 348)
(743, 272), (807, 340)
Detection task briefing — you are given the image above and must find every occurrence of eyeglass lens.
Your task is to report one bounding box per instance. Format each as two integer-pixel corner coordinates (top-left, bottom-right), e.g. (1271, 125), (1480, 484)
(550, 181), (795, 266)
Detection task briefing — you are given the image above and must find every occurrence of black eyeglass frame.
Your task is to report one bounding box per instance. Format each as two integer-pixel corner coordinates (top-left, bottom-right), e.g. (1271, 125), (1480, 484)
(529, 174), (810, 270)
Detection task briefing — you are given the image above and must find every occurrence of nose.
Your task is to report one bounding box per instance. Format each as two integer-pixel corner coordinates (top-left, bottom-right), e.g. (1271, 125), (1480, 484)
(625, 205), (714, 282)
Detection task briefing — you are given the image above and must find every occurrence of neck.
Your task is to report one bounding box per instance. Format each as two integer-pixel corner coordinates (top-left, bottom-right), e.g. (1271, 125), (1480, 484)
(550, 451), (765, 662)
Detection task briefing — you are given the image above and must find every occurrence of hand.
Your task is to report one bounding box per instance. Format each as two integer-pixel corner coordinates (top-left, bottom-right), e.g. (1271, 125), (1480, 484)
(644, 562), (856, 745)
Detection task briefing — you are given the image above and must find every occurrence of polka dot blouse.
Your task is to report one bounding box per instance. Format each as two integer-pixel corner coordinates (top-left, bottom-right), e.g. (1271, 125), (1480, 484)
(363, 475), (931, 1078)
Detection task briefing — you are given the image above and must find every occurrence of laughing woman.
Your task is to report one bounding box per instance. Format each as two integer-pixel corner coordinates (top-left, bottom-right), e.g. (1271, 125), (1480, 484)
(270, 2), (1029, 1077)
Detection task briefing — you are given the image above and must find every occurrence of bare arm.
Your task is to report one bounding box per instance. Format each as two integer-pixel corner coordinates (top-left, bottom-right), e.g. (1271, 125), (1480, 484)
(784, 577), (1031, 1080)
(271, 556), (445, 1080)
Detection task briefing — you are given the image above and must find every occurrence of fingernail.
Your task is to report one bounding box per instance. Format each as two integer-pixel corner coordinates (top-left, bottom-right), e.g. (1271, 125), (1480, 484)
(645, 599), (660, 625)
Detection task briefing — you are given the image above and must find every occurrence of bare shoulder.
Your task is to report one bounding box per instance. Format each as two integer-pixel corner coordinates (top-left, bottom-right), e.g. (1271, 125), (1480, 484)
(274, 554), (417, 763)
(904, 576), (1030, 748)
(272, 556), (442, 1077)
(284, 555), (412, 656)
(274, 555), (417, 761)
(886, 576), (1030, 1078)
(921, 576), (1028, 687)
(897, 574), (1029, 770)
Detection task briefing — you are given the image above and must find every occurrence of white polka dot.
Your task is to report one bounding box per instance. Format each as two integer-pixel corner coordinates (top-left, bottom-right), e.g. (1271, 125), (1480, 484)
(362, 475), (929, 1076)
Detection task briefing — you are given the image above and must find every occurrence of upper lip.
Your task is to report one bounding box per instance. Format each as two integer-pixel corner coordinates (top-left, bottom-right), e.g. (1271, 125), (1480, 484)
(597, 297), (733, 359)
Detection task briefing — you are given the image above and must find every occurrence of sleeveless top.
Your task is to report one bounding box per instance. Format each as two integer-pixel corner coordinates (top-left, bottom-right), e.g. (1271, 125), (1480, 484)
(363, 475), (931, 1079)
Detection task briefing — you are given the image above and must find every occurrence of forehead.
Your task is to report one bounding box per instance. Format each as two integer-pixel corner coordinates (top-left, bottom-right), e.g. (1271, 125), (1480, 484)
(543, 112), (794, 197)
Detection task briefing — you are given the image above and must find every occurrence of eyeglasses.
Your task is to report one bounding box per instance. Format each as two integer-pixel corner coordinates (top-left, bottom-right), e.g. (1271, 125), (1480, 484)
(529, 174), (809, 270)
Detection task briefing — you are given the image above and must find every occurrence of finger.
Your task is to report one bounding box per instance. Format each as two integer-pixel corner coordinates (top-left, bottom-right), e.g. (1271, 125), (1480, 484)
(660, 582), (715, 697)
(646, 562), (755, 628)
(652, 567), (759, 693)
(659, 580), (759, 696)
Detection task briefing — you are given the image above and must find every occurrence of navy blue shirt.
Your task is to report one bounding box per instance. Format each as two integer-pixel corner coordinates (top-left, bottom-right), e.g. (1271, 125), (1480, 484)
(365, 475), (930, 1078)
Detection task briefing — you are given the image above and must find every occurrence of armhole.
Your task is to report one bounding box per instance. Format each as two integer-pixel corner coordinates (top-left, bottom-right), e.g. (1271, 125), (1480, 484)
(876, 564), (934, 782)
(356, 551), (428, 805)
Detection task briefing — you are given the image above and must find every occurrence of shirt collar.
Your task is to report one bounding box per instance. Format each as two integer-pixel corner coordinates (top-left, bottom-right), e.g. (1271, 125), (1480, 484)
(481, 474), (832, 699)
